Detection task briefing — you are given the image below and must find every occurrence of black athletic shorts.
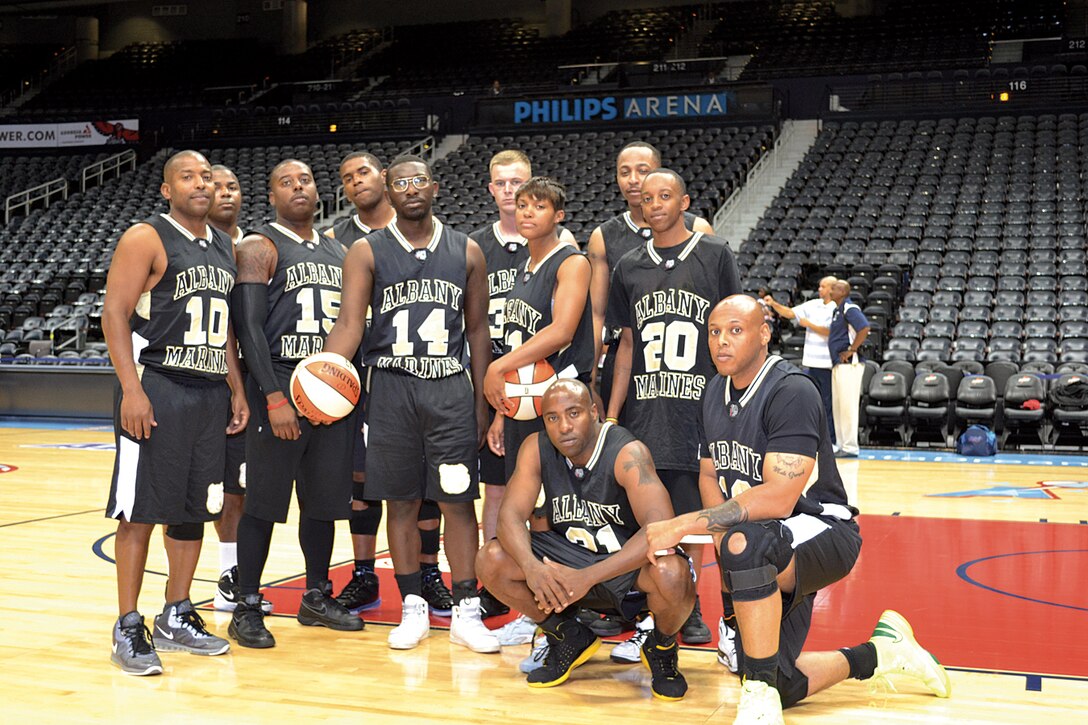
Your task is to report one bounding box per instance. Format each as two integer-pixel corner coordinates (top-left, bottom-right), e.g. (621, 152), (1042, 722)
(479, 403), (507, 485)
(106, 368), (230, 525)
(242, 375), (354, 523)
(366, 368), (479, 503)
(224, 431), (246, 495)
(352, 387), (368, 477)
(658, 468), (701, 516)
(724, 516), (862, 708)
(530, 530), (644, 620)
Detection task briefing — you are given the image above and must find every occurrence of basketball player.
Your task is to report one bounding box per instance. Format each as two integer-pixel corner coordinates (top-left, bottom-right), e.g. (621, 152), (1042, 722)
(483, 177), (594, 484)
(606, 169), (741, 650)
(645, 295), (950, 724)
(587, 142), (714, 417)
(204, 165), (271, 615)
(103, 150), (247, 675)
(325, 151), (454, 618)
(472, 152), (578, 622)
(323, 155), (499, 653)
(227, 159), (364, 648)
(477, 380), (695, 700)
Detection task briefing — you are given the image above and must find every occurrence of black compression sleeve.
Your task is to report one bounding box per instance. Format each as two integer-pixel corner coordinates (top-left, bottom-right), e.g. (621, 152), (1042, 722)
(230, 283), (283, 398)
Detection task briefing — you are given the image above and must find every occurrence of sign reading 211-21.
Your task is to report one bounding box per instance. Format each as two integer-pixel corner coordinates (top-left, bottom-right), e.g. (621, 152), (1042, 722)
(513, 93), (732, 124)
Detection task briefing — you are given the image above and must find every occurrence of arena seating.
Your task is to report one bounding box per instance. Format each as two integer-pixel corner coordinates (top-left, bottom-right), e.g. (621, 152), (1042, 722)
(433, 124), (775, 238)
(0, 44), (65, 99)
(0, 152), (109, 202)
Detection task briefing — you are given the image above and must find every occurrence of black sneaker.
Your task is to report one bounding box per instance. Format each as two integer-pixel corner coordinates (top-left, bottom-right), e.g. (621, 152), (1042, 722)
(587, 612), (636, 637)
(229, 599), (276, 649)
(680, 595), (711, 645)
(640, 633), (688, 700)
(214, 566), (273, 614)
(421, 567), (453, 616)
(335, 568), (381, 612)
(527, 618), (601, 688)
(477, 586), (509, 619)
(297, 580), (365, 631)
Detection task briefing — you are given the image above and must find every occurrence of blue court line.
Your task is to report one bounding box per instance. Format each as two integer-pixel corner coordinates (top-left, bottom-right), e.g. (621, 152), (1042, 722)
(857, 448), (1088, 467)
(956, 549), (1088, 613)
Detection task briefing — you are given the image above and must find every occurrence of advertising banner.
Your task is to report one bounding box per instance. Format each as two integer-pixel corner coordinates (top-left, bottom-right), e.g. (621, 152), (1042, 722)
(0, 119), (139, 149)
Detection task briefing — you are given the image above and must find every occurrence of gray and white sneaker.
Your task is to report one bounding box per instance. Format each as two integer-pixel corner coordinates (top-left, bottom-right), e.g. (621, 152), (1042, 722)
(112, 611), (163, 676)
(496, 614), (538, 646)
(717, 616), (739, 673)
(611, 614), (654, 664)
(519, 633), (549, 674)
(153, 599), (231, 655)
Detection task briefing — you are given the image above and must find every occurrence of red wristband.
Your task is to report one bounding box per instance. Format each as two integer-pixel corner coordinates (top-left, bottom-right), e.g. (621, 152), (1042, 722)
(267, 397), (290, 411)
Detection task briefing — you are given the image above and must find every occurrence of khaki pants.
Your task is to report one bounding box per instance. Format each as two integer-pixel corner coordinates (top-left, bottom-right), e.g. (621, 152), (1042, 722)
(832, 362), (865, 455)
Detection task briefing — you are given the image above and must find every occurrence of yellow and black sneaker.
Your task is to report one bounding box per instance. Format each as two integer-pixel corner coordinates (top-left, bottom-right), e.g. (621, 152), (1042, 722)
(640, 632), (688, 701)
(526, 618), (601, 688)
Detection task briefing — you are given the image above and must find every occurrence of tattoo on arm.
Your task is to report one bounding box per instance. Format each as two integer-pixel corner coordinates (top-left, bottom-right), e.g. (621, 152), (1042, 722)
(622, 443), (658, 486)
(771, 453), (808, 481)
(238, 239), (275, 282)
(696, 499), (749, 533)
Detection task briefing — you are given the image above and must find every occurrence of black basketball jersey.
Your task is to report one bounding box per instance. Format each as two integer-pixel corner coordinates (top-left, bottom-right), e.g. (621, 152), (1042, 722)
(471, 221), (530, 356)
(503, 242), (594, 379)
(254, 222), (345, 372)
(330, 214), (381, 246)
(131, 213), (236, 383)
(599, 210), (701, 274)
(701, 355), (853, 517)
(608, 232), (741, 471)
(538, 422), (639, 554)
(364, 219), (470, 379)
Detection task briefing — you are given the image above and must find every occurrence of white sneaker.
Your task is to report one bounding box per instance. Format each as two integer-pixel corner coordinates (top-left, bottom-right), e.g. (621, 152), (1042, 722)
(496, 614), (538, 646)
(519, 634), (549, 674)
(610, 614), (653, 664)
(717, 616), (739, 673)
(388, 594), (430, 650)
(733, 679), (784, 725)
(870, 609), (951, 698)
(449, 597), (501, 653)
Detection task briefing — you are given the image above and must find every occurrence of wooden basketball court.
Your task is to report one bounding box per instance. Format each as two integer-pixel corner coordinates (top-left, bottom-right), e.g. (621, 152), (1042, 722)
(1, 420), (1085, 723)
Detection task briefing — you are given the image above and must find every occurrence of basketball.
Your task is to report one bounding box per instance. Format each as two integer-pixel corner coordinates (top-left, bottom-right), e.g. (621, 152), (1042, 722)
(502, 359), (558, 420)
(289, 352), (361, 424)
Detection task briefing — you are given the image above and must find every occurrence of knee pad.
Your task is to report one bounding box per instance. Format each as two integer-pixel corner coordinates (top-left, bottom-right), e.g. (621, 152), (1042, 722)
(419, 522), (440, 557)
(165, 522), (204, 541)
(349, 500), (382, 536)
(777, 667), (810, 709)
(418, 499), (440, 522)
(718, 521), (794, 602)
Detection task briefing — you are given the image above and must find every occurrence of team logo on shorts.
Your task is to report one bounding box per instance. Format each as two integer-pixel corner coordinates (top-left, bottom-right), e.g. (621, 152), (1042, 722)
(728, 403), (740, 418)
(438, 463), (471, 495)
(238, 462), (247, 489)
(206, 482), (225, 514)
(414, 250), (428, 261)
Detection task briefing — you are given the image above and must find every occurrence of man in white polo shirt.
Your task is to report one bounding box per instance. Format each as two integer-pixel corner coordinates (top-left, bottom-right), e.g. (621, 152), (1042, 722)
(763, 276), (837, 449)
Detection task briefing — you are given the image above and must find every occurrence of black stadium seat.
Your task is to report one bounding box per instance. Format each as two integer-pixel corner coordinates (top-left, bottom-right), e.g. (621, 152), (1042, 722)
(908, 371), (952, 446)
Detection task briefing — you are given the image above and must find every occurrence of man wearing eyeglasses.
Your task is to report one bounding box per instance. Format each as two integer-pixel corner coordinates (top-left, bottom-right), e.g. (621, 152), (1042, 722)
(324, 155), (499, 654)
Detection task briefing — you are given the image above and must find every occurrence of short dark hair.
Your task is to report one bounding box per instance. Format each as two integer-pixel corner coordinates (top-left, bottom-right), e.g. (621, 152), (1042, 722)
(268, 159), (312, 189)
(210, 164), (237, 178)
(515, 176), (567, 211)
(339, 151), (383, 171)
(644, 167), (687, 196)
(386, 154), (431, 183)
(618, 141), (662, 167)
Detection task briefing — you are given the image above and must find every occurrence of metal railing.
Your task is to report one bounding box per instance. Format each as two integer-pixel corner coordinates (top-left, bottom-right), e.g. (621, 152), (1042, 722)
(4, 177), (67, 225)
(80, 150), (137, 193)
(713, 119), (794, 234)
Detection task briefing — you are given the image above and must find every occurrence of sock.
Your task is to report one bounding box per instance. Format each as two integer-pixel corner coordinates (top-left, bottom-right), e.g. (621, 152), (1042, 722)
(744, 653), (779, 687)
(421, 561), (439, 572)
(452, 578), (477, 604)
(237, 513), (274, 597)
(840, 642), (878, 680)
(298, 515), (335, 591)
(395, 570), (423, 600)
(219, 541), (237, 575)
(355, 558), (376, 575)
(651, 627), (677, 647)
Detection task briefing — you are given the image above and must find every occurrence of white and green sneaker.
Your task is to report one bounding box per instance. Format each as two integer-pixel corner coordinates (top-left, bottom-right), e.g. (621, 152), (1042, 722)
(869, 609), (951, 698)
(733, 678), (784, 725)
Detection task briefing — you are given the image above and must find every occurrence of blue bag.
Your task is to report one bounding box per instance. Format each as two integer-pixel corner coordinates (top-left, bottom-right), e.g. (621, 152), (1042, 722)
(956, 424), (997, 456)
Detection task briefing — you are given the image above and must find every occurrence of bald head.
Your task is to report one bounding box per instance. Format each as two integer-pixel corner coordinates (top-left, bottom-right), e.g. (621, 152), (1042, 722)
(817, 276), (838, 301)
(540, 378), (600, 462)
(163, 150), (210, 183)
(707, 294), (771, 384)
(831, 280), (851, 304)
(543, 378), (593, 408)
(710, 294), (766, 326)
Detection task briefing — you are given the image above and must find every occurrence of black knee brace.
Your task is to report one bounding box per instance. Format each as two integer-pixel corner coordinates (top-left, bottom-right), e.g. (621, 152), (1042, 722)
(349, 500), (383, 536)
(352, 481), (368, 502)
(419, 521), (440, 557)
(718, 521), (794, 602)
(165, 521), (204, 541)
(418, 499), (439, 522)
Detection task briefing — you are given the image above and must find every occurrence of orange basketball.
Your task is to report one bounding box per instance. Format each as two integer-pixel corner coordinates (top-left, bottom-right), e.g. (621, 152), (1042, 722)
(502, 359), (558, 420)
(289, 352), (361, 424)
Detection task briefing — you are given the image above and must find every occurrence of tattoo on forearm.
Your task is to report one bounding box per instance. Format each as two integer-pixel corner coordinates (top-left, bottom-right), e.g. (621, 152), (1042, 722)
(238, 240), (274, 281)
(622, 444), (658, 486)
(696, 499), (749, 532)
(771, 453), (808, 481)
